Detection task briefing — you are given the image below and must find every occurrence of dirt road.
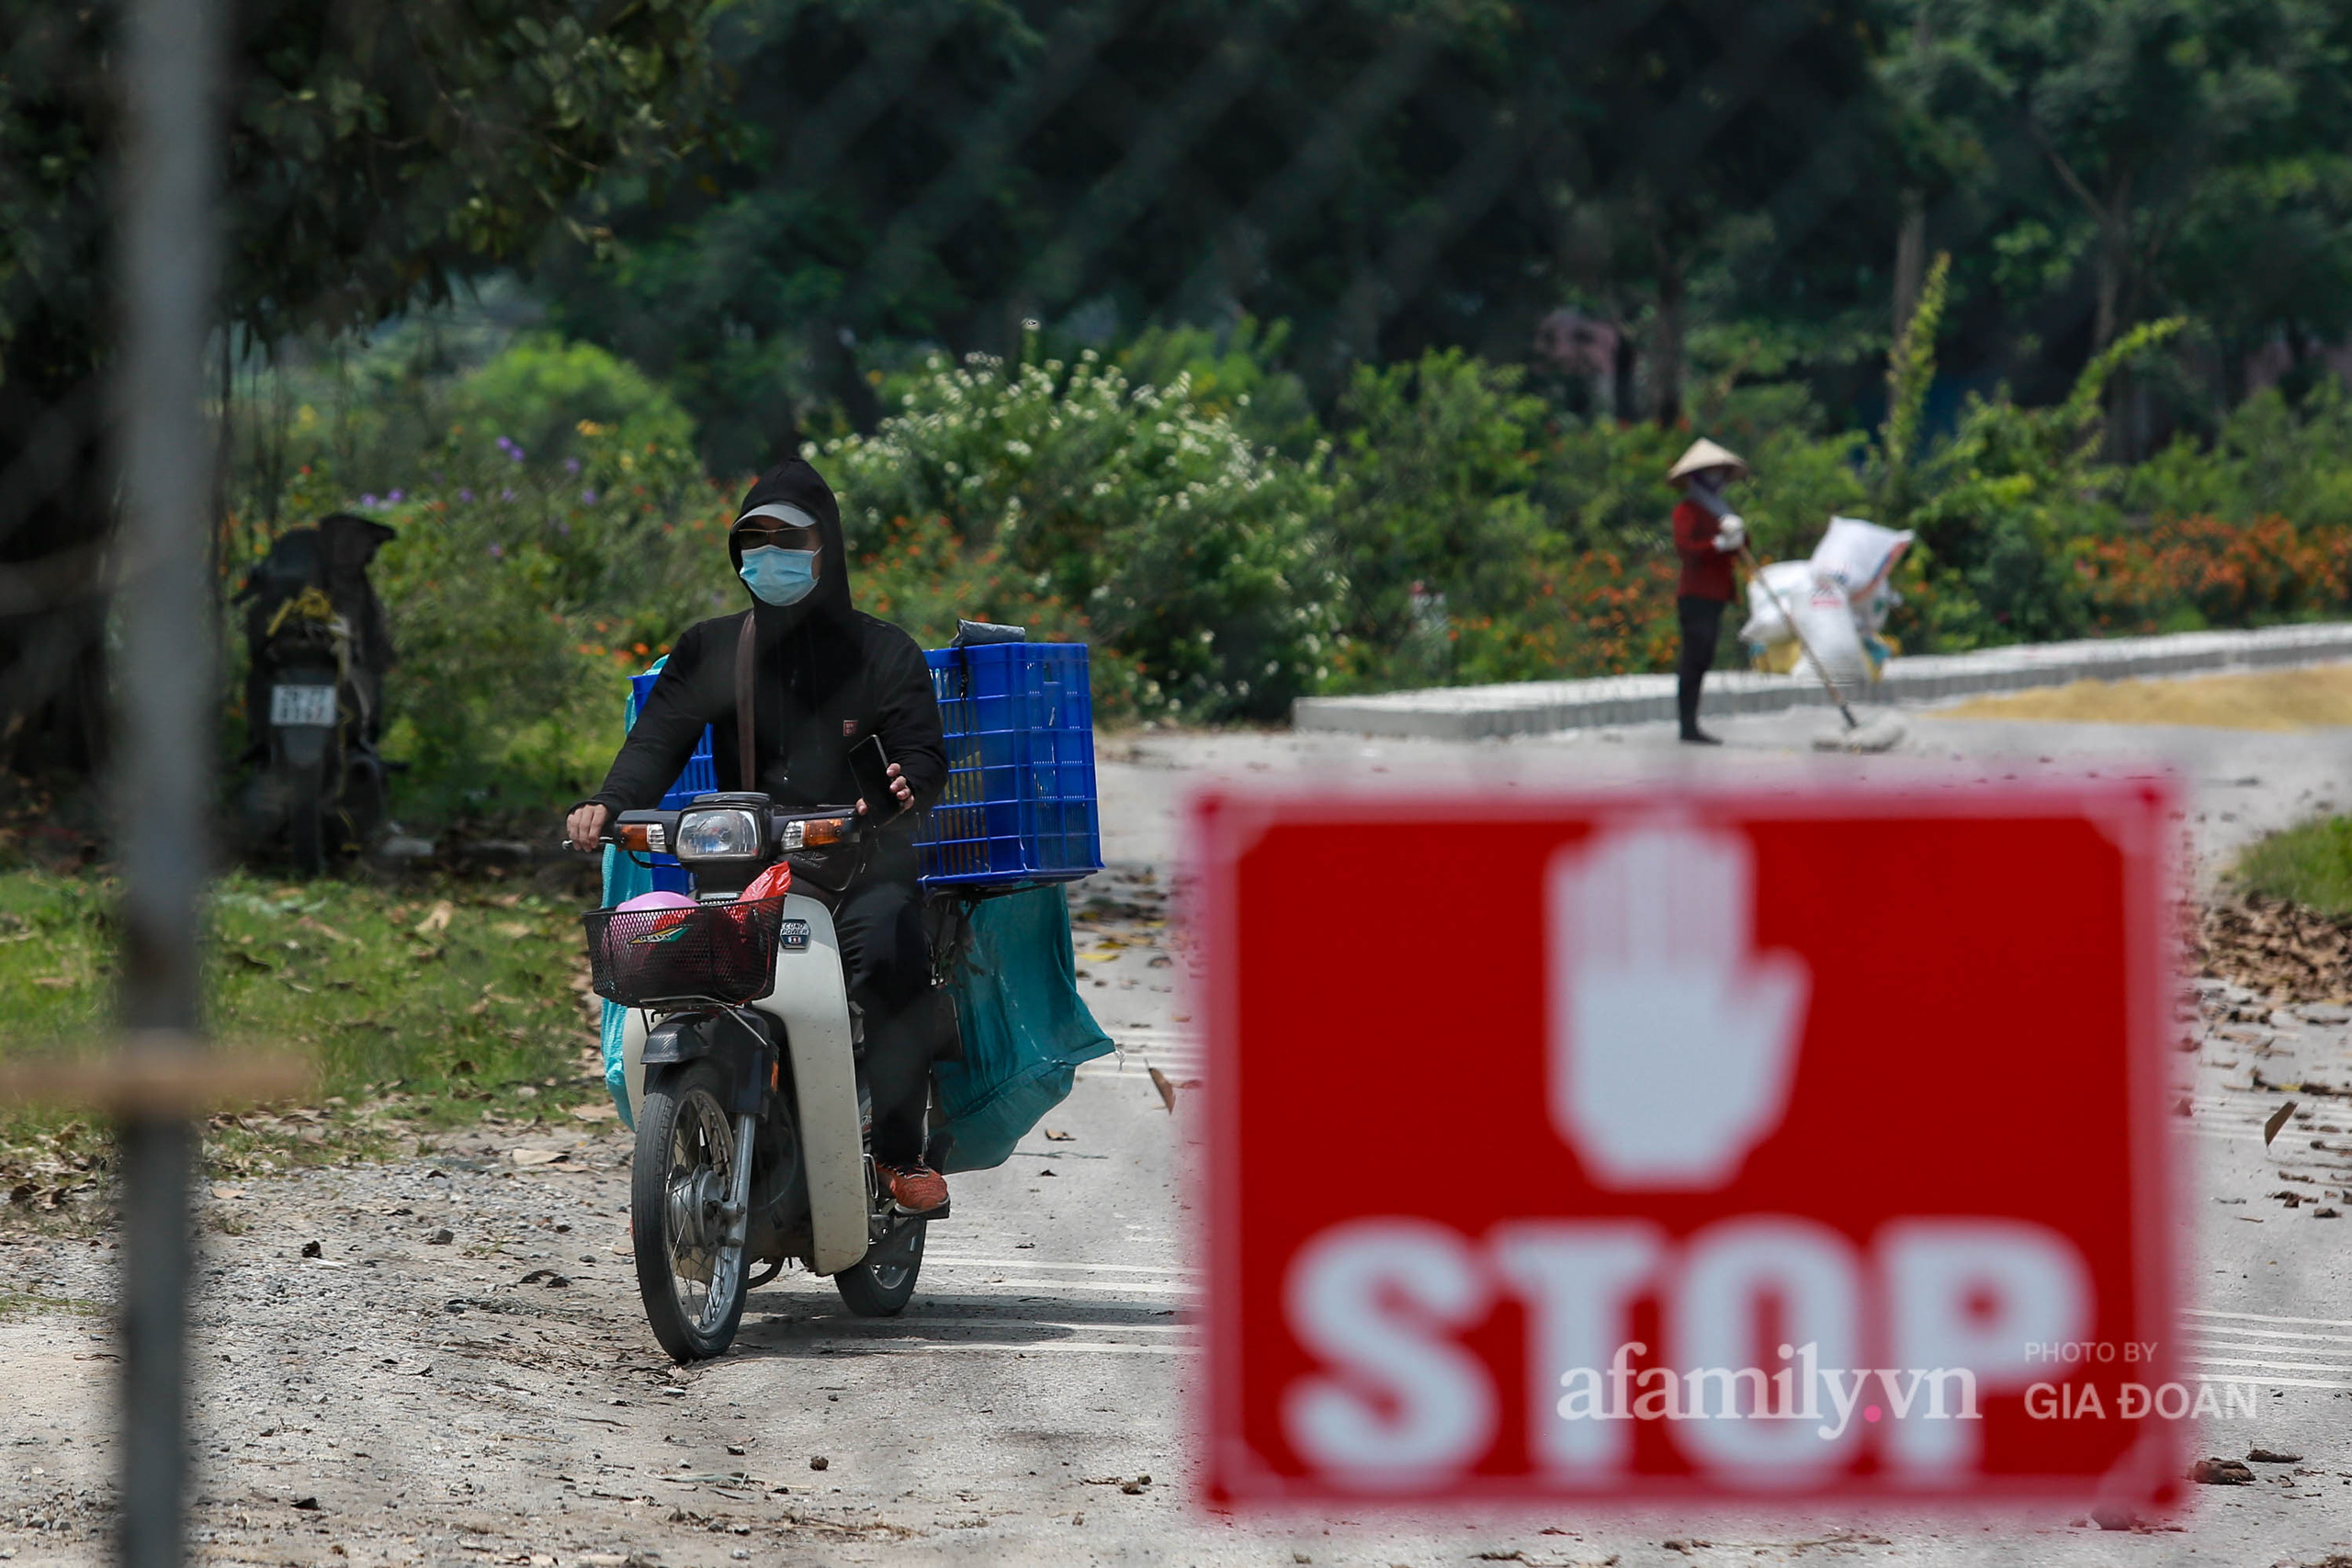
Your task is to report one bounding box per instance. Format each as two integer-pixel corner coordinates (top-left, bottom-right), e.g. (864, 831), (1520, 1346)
(7, 706), (2352, 1566)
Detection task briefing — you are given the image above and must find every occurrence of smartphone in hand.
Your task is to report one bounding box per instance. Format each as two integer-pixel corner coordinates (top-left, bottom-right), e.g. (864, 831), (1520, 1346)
(849, 733), (901, 818)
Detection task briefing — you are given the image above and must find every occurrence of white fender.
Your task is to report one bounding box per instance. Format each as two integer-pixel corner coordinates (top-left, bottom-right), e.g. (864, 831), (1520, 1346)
(751, 893), (869, 1276)
(621, 1007), (647, 1121)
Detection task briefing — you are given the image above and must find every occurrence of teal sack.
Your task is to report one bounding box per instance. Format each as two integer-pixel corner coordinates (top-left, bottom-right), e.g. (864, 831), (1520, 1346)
(597, 659), (668, 1129)
(936, 885), (1114, 1172)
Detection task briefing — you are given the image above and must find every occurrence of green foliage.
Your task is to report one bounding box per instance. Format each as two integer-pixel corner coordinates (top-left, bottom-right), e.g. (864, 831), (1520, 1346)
(2234, 815), (2352, 918)
(225, 0), (722, 344)
(232, 333), (721, 817)
(1875, 254), (1951, 525)
(1897, 319), (2187, 647)
(1115, 319), (1322, 460)
(222, 310), (2352, 840)
(1324, 350), (1555, 686)
(821, 345), (1342, 721)
(1, 0), (719, 372)
(447, 335), (698, 471)
(539, 0), (1893, 446)
(2123, 380), (2352, 529)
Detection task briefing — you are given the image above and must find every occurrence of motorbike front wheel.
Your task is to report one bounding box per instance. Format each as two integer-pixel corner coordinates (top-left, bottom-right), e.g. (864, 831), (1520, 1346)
(632, 1059), (749, 1361)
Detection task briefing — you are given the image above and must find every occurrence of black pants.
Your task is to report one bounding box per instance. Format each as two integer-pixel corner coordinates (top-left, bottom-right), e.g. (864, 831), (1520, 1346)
(1677, 595), (1727, 736)
(831, 874), (934, 1167)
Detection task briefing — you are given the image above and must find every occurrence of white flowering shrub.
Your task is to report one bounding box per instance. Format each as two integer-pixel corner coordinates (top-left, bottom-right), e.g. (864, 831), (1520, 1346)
(820, 349), (1342, 721)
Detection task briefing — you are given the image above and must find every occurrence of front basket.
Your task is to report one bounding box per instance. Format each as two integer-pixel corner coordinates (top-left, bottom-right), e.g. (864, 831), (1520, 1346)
(582, 897), (786, 1008)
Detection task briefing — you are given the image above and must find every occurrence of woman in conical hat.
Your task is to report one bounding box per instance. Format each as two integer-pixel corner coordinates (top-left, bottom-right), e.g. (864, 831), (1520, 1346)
(1667, 438), (1750, 744)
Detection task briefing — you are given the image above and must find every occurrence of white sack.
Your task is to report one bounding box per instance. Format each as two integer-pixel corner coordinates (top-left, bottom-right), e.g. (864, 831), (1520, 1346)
(1737, 559), (1819, 646)
(1812, 515), (1914, 636)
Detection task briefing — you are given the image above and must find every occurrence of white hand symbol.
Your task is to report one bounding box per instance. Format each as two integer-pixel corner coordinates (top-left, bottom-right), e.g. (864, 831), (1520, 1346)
(1545, 820), (1809, 1190)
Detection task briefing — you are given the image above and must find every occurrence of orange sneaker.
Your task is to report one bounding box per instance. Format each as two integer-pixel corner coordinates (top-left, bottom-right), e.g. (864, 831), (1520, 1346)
(877, 1161), (948, 1214)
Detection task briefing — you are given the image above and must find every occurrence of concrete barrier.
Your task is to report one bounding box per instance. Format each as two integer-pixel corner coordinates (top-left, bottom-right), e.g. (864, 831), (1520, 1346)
(1292, 622), (2352, 740)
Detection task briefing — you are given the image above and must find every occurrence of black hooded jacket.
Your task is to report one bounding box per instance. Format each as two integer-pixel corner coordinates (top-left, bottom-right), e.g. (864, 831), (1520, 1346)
(584, 458), (947, 883)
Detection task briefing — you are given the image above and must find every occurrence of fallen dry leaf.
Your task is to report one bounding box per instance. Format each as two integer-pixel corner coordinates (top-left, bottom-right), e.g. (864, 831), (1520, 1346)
(415, 900), (454, 936)
(2265, 1100), (2299, 1147)
(493, 920), (533, 940)
(2190, 1456), (2256, 1485)
(1148, 1066), (1176, 1113)
(510, 1148), (570, 1167)
(1043, 1127), (1074, 1141)
(2200, 895), (2352, 1002)
(570, 1102), (620, 1122)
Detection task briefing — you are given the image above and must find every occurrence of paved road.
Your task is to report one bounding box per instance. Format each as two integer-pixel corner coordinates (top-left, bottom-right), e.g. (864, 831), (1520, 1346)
(6, 703), (2352, 1566)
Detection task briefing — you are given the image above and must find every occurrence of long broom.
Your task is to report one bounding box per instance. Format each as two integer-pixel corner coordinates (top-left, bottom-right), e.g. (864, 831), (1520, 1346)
(1740, 542), (1905, 753)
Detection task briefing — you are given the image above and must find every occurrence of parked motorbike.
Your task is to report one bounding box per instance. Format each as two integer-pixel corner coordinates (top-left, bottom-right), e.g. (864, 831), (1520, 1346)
(235, 515), (397, 875)
(583, 793), (945, 1362)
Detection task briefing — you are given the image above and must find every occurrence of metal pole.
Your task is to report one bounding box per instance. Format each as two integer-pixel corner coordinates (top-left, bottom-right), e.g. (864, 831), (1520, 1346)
(112, 0), (225, 1559)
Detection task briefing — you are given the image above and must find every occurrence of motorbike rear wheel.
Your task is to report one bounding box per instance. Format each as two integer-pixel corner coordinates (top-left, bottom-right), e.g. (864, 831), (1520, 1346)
(632, 1059), (749, 1362)
(833, 1212), (926, 1317)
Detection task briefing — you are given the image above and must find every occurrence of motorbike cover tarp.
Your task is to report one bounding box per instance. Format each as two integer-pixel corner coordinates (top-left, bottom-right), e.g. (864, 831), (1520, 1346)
(935, 886), (1114, 1172)
(599, 660), (669, 1127)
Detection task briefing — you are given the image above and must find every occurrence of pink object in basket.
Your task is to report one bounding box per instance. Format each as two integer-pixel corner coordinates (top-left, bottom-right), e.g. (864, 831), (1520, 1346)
(617, 891), (695, 912)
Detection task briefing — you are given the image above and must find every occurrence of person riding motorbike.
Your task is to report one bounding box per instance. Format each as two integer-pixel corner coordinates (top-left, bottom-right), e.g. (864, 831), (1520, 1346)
(565, 457), (953, 1213)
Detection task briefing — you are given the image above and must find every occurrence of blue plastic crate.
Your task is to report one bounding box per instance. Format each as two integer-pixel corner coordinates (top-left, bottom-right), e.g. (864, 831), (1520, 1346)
(916, 642), (1102, 888)
(628, 670), (716, 896)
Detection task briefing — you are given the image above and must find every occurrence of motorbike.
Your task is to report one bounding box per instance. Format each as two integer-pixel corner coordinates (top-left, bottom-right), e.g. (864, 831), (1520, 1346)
(247, 592), (385, 875)
(583, 792), (947, 1362)
(235, 516), (397, 876)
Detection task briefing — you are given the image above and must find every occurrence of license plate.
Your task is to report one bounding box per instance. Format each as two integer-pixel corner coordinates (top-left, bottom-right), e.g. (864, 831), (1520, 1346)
(268, 684), (338, 727)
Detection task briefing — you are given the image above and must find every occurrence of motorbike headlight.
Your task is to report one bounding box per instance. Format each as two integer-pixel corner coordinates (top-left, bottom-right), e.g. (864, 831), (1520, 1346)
(674, 807), (763, 862)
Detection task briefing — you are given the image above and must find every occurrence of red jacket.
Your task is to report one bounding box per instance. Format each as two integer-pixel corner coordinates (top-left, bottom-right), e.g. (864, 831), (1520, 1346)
(1672, 498), (1736, 602)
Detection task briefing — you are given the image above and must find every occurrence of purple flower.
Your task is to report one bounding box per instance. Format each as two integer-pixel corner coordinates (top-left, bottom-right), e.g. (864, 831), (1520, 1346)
(508, 445), (526, 464)
(581, 489), (598, 503)
(359, 493), (377, 507)
(488, 543), (504, 558)
(555, 520), (571, 536)
(564, 457), (582, 475)
(501, 487), (515, 502)
(494, 435), (514, 452)
(388, 489), (404, 503)
(458, 488), (474, 502)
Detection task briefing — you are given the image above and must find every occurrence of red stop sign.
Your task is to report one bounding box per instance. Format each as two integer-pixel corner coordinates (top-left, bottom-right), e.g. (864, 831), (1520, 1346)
(1193, 780), (2185, 1512)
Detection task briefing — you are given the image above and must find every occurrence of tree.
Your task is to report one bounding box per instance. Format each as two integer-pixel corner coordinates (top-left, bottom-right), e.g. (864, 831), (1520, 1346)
(538, 0), (1895, 463)
(0, 0), (718, 773)
(1540, 0), (1898, 426)
(1923, 0), (2327, 355)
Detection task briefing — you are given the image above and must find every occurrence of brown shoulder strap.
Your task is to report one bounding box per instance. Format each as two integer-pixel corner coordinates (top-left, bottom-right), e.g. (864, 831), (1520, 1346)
(733, 613), (758, 792)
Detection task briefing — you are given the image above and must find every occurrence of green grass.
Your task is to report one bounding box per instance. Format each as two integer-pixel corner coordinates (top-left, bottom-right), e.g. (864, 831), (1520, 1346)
(0, 1289), (100, 1321)
(2233, 815), (2352, 917)
(0, 866), (609, 1206)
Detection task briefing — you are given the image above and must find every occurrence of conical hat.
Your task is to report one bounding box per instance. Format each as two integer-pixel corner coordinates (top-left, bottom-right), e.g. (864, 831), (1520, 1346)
(1667, 437), (1750, 482)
